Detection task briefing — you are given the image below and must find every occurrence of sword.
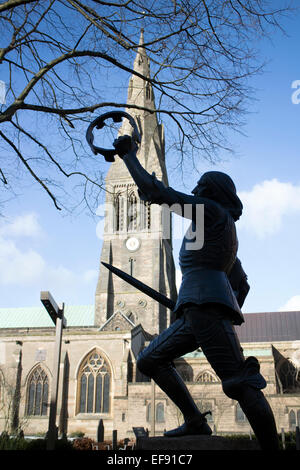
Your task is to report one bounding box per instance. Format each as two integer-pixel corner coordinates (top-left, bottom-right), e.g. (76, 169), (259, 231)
(101, 262), (176, 311)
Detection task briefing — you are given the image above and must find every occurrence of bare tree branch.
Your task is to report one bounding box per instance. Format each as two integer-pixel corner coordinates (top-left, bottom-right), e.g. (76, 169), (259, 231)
(0, 0), (293, 212)
(0, 128), (62, 210)
(0, 0), (38, 14)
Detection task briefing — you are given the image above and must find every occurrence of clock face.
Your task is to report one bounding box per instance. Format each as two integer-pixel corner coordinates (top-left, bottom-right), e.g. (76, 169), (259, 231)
(125, 237), (140, 252)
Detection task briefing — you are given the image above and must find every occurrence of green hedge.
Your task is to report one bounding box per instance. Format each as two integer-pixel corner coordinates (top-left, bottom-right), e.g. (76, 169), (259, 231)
(0, 434), (28, 450)
(0, 434), (74, 451)
(280, 431), (297, 451)
(223, 433), (256, 440)
(223, 431), (297, 450)
(0, 431), (297, 451)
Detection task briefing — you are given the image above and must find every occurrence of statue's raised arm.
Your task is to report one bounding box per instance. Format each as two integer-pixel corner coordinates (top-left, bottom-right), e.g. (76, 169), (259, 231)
(112, 133), (279, 451)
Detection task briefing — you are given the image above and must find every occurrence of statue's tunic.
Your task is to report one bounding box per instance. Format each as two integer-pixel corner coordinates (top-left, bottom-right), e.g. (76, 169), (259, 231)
(138, 173), (244, 325)
(122, 151), (244, 325)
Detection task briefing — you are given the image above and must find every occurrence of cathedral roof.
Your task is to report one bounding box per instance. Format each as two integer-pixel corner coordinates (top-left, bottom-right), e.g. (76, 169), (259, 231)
(237, 310), (300, 343)
(0, 304), (94, 329)
(0, 307), (299, 344)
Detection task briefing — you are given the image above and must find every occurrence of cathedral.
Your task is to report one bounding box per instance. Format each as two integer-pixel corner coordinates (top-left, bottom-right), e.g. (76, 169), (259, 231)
(0, 32), (299, 441)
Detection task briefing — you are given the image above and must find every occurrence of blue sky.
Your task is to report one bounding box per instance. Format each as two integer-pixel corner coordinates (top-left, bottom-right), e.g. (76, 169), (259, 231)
(0, 8), (300, 316)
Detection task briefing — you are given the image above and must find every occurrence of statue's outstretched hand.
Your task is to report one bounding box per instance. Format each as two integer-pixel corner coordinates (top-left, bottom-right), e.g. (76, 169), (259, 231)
(113, 135), (137, 158)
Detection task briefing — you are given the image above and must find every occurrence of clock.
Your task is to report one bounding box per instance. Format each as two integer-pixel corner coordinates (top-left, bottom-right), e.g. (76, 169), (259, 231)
(125, 237), (140, 252)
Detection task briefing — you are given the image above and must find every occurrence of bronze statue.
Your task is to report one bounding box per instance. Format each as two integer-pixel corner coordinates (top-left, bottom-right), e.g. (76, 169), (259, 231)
(112, 134), (279, 450)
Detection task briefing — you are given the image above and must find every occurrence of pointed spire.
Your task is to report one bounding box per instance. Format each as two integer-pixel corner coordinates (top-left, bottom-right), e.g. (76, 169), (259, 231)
(139, 27), (144, 46)
(137, 28), (145, 60)
(133, 27), (150, 80)
(108, 29), (165, 176)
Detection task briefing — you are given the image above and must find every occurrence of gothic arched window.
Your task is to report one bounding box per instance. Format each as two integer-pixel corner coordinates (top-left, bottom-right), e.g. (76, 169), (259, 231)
(146, 402), (165, 423)
(146, 83), (151, 101)
(77, 350), (111, 414)
(26, 366), (49, 416)
(156, 402), (165, 423)
(289, 410), (296, 430)
(115, 193), (124, 232)
(128, 191), (137, 231)
(196, 371), (218, 383)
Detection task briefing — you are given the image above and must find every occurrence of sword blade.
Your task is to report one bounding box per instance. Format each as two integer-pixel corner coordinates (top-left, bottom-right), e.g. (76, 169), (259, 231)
(101, 262), (176, 311)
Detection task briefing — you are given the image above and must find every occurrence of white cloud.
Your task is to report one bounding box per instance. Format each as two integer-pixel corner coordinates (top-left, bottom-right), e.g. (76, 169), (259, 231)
(46, 265), (77, 286)
(237, 179), (300, 238)
(83, 269), (98, 284)
(0, 240), (97, 290)
(0, 213), (43, 238)
(0, 213), (97, 301)
(278, 295), (300, 312)
(0, 213), (45, 285)
(0, 237), (45, 285)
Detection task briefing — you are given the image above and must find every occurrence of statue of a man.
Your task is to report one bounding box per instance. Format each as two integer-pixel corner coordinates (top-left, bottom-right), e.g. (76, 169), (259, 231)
(113, 135), (279, 450)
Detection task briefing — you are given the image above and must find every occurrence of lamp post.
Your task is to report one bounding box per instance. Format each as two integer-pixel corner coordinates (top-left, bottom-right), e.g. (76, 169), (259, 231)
(40, 291), (66, 450)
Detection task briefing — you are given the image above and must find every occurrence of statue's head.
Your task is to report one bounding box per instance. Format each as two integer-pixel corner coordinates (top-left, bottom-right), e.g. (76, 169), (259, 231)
(192, 171), (243, 221)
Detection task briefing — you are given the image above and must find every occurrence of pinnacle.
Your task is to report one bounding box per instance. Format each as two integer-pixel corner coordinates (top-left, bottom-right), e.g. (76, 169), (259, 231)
(139, 27), (145, 46)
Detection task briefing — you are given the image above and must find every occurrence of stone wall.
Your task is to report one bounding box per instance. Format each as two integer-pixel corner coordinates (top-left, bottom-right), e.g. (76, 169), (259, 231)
(0, 329), (299, 441)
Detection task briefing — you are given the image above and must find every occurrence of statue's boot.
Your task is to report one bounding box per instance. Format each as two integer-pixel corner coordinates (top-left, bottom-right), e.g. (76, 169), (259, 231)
(239, 387), (279, 450)
(151, 366), (212, 437)
(164, 412), (212, 437)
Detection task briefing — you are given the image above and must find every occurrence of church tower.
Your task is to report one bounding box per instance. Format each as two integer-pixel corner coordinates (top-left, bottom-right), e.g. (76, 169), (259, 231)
(95, 30), (177, 334)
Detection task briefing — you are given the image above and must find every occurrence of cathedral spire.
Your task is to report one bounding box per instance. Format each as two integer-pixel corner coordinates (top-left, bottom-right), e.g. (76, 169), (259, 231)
(95, 30), (177, 333)
(126, 28), (155, 114)
(108, 28), (166, 178)
(131, 28), (150, 81)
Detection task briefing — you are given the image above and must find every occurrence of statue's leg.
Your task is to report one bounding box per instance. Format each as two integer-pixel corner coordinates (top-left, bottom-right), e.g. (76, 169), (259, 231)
(137, 315), (212, 436)
(226, 382), (279, 450)
(185, 304), (279, 450)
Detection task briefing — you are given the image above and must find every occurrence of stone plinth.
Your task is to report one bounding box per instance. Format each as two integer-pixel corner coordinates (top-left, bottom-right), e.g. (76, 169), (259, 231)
(136, 435), (260, 451)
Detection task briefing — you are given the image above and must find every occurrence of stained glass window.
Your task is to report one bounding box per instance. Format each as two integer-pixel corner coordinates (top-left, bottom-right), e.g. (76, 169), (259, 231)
(26, 366), (49, 416)
(146, 402), (151, 422)
(78, 351), (111, 414)
(146, 83), (151, 101)
(289, 410), (296, 430)
(146, 402), (165, 423)
(196, 371), (218, 383)
(128, 192), (137, 231)
(156, 402), (165, 423)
